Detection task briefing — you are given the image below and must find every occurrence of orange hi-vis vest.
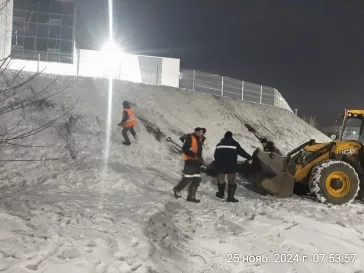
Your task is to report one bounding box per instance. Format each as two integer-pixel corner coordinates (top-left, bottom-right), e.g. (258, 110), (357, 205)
(123, 108), (137, 128)
(183, 135), (199, 161)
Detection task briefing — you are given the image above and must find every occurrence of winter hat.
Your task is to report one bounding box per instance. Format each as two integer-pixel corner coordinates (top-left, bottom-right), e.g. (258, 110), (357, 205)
(224, 131), (233, 138)
(123, 101), (131, 108)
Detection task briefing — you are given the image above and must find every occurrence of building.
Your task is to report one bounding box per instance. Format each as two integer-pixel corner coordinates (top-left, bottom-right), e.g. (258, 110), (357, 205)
(0, 0), (182, 88)
(9, 0), (93, 64)
(0, 0), (13, 60)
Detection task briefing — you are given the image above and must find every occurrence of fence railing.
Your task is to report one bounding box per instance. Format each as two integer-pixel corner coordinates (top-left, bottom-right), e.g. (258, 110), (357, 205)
(179, 69), (292, 112)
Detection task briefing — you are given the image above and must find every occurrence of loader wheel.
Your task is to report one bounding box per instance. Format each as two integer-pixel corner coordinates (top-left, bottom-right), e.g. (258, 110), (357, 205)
(309, 160), (360, 205)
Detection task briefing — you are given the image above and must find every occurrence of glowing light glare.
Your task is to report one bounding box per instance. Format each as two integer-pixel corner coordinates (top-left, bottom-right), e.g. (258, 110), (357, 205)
(101, 40), (122, 78)
(108, 0), (113, 40)
(101, 40), (122, 60)
(100, 0), (115, 210)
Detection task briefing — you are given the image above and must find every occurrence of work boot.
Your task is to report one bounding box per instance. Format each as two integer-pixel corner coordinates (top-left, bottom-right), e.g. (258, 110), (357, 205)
(174, 177), (191, 199)
(173, 187), (181, 198)
(133, 134), (139, 142)
(187, 196), (201, 203)
(187, 184), (200, 203)
(216, 184), (225, 199)
(226, 185), (239, 202)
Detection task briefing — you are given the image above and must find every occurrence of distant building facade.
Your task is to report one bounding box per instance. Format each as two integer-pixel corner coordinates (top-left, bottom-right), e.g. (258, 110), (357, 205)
(0, 0), (13, 60)
(0, 0), (184, 88)
(9, 0), (92, 64)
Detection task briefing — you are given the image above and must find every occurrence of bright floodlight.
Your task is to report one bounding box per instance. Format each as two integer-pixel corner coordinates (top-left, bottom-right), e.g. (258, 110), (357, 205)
(102, 40), (122, 78)
(102, 40), (122, 60)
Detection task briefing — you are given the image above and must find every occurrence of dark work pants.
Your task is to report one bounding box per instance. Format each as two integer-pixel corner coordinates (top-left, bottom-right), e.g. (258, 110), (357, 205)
(217, 173), (237, 186)
(175, 164), (201, 197)
(122, 127), (137, 143)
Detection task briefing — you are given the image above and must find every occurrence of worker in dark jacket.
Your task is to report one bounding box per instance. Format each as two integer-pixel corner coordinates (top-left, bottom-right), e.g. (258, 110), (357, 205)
(214, 131), (252, 202)
(174, 127), (204, 203)
(260, 138), (281, 155)
(117, 101), (138, 145)
(180, 128), (206, 146)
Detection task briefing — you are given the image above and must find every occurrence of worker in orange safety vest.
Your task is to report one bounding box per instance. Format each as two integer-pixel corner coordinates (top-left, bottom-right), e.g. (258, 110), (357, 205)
(118, 101), (138, 145)
(173, 127), (204, 203)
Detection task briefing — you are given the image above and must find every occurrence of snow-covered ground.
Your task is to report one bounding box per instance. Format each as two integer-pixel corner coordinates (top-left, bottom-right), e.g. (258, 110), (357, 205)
(1, 71), (364, 273)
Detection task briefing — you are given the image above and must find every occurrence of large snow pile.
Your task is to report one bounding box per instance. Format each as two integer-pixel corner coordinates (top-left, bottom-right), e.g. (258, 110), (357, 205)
(1, 71), (364, 273)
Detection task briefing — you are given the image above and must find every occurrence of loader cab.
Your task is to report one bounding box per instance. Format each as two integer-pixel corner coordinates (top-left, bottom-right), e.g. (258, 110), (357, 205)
(338, 110), (364, 144)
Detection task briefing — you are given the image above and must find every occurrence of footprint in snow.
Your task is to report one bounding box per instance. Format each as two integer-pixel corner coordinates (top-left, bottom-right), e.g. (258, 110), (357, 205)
(87, 239), (98, 248)
(336, 221), (346, 228)
(114, 252), (126, 261)
(26, 263), (39, 271)
(58, 248), (81, 260)
(0, 263), (9, 272)
(130, 238), (139, 248)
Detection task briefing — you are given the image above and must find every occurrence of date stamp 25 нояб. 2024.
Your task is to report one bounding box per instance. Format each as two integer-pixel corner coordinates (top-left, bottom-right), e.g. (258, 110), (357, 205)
(227, 253), (357, 264)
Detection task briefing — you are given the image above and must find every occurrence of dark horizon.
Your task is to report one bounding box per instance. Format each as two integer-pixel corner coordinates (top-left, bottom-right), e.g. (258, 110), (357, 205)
(77, 0), (364, 126)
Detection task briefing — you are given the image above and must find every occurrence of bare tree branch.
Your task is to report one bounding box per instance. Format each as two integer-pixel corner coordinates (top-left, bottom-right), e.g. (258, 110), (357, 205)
(0, 61), (80, 162)
(0, 0), (10, 13)
(0, 84), (70, 117)
(0, 66), (46, 97)
(4, 98), (79, 142)
(0, 55), (12, 77)
(0, 131), (61, 147)
(0, 76), (58, 112)
(3, 118), (24, 135)
(0, 63), (28, 92)
(0, 138), (91, 162)
(0, 139), (59, 148)
(301, 114), (319, 129)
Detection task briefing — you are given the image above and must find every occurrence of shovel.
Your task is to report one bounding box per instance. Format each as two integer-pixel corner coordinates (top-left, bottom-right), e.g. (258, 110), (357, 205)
(166, 137), (182, 149)
(233, 114), (264, 142)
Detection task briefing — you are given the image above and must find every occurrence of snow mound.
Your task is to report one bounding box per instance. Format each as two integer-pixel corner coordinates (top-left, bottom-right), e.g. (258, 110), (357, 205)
(2, 71), (364, 273)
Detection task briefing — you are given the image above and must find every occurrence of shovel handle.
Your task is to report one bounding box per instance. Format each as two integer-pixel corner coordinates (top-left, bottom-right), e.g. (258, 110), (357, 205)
(166, 137), (182, 149)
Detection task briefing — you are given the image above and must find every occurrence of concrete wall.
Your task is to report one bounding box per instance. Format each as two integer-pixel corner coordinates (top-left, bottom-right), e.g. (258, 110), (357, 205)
(137, 54), (162, 85)
(0, 0), (13, 62)
(78, 49), (104, 77)
(77, 50), (179, 86)
(119, 53), (142, 83)
(7, 59), (76, 75)
(7, 49), (180, 88)
(161, 57), (180, 87)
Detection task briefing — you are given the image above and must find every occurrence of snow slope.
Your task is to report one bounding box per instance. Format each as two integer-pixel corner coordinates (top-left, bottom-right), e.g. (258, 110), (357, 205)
(1, 71), (364, 273)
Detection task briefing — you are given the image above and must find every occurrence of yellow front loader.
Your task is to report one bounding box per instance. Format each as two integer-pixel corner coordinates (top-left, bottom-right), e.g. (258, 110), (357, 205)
(236, 109), (364, 205)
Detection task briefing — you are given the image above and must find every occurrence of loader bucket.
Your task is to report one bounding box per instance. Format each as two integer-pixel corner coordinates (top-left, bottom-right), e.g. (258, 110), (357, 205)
(255, 150), (295, 198)
(260, 173), (295, 198)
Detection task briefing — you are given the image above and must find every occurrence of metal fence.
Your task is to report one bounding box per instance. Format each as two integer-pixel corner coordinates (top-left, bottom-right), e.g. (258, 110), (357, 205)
(179, 69), (293, 112)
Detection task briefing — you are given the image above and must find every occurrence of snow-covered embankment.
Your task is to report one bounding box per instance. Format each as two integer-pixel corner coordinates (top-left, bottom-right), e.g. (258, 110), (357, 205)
(1, 71), (364, 273)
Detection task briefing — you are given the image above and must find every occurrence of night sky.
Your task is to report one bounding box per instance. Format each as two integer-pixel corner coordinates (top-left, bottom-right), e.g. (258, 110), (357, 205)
(78, 0), (364, 126)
